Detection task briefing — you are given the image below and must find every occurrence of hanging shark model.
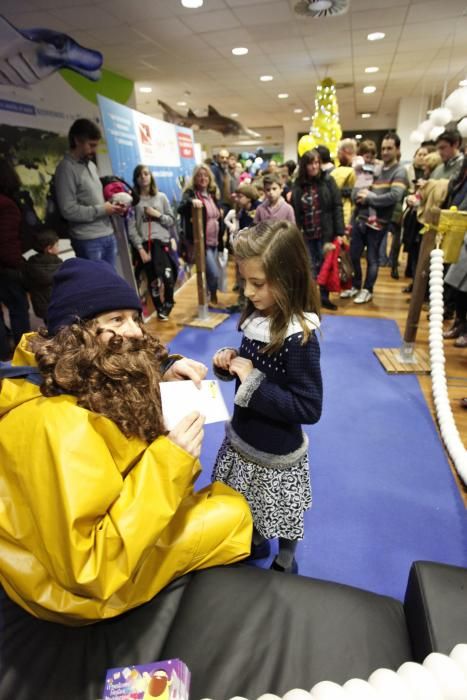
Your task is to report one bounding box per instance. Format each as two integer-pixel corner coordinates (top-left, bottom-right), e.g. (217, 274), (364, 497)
(158, 100), (260, 138)
(0, 15), (103, 86)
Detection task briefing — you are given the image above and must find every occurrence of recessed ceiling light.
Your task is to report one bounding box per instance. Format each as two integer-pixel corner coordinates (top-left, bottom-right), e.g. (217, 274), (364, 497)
(260, 75), (273, 82)
(365, 66), (379, 73)
(177, 101), (187, 106)
(293, 108), (303, 113)
(363, 85), (376, 94)
(230, 113), (239, 117)
(302, 116), (311, 121)
(367, 32), (385, 41)
(278, 93), (289, 99)
(181, 0), (203, 7)
(311, 0), (333, 9)
(355, 134), (363, 139)
(459, 79), (467, 87)
(139, 86), (152, 93)
(361, 113), (371, 118)
(232, 47), (248, 56)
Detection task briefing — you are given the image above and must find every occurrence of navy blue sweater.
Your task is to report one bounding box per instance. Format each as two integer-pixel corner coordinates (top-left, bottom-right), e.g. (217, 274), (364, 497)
(217, 313), (322, 465)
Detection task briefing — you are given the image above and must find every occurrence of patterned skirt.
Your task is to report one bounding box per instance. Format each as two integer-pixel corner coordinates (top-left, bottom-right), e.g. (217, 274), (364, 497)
(212, 437), (312, 540)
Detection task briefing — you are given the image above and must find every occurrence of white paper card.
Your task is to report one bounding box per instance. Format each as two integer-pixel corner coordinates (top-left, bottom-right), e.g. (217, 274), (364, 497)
(160, 379), (230, 430)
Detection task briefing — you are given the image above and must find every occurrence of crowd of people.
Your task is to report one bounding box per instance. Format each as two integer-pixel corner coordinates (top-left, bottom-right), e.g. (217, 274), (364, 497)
(0, 116), (465, 627)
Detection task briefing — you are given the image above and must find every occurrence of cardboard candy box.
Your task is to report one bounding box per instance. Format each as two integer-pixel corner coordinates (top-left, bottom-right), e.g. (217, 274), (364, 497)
(103, 658), (190, 700)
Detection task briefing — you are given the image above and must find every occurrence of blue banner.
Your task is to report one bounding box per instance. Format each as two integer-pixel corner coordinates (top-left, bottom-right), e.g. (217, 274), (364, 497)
(98, 94), (197, 207)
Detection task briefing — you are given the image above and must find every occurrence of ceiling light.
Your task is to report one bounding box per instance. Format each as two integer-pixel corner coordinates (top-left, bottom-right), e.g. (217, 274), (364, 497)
(260, 75), (273, 82)
(230, 113), (239, 117)
(367, 32), (385, 41)
(177, 101), (187, 106)
(232, 47), (248, 56)
(361, 113), (371, 118)
(181, 0), (203, 7)
(365, 66), (379, 73)
(363, 85), (376, 94)
(139, 86), (152, 93)
(310, 0), (333, 9)
(302, 116), (311, 121)
(278, 93), (289, 99)
(294, 108), (303, 113)
(459, 79), (467, 87)
(355, 134), (363, 139)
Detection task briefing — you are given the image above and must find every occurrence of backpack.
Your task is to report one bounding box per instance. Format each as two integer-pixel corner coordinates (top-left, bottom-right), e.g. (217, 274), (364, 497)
(44, 174), (69, 238)
(100, 175), (139, 206)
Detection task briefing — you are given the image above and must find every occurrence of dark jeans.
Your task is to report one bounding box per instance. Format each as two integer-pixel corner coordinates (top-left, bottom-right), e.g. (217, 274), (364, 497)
(71, 234), (117, 269)
(305, 238), (323, 279)
(0, 273), (30, 360)
(350, 220), (387, 293)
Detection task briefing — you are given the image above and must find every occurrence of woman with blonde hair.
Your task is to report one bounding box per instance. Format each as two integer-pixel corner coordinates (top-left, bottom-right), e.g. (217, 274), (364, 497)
(178, 165), (224, 304)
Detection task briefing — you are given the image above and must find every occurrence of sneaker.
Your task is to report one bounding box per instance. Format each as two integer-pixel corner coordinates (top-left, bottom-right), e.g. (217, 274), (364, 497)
(157, 310), (169, 321)
(454, 334), (467, 348)
(354, 289), (373, 304)
(270, 558), (298, 574)
(340, 287), (359, 299)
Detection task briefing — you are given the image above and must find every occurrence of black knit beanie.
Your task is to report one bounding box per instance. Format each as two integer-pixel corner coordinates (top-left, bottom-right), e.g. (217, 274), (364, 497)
(47, 258), (142, 335)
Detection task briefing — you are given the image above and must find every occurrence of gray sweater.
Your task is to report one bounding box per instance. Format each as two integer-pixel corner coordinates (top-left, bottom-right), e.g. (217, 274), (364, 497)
(128, 193), (175, 248)
(54, 153), (113, 241)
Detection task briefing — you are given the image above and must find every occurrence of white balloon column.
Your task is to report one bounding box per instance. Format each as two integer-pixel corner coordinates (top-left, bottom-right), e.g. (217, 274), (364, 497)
(209, 644), (467, 700)
(429, 248), (467, 484)
(409, 86), (467, 144)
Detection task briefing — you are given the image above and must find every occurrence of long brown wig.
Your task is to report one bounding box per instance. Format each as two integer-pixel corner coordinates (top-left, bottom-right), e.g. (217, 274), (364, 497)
(30, 321), (168, 443)
(233, 220), (321, 353)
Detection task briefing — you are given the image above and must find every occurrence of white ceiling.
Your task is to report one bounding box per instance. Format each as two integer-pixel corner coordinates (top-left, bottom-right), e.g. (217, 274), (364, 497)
(3, 0), (467, 146)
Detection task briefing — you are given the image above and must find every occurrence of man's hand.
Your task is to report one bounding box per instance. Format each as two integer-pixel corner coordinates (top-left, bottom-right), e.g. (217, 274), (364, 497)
(164, 358), (208, 388)
(229, 356), (254, 383)
(168, 411), (205, 458)
(356, 188), (369, 204)
(104, 201), (126, 216)
(213, 348), (238, 371)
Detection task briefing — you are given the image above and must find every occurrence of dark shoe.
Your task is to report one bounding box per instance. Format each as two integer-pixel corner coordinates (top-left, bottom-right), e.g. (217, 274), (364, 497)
(270, 558), (298, 574)
(225, 304), (242, 314)
(443, 324), (461, 339)
(249, 540), (271, 560)
(321, 298), (338, 311)
(443, 308), (455, 321)
(402, 284), (413, 294)
(391, 268), (399, 280)
(157, 310), (169, 321)
(163, 302), (174, 316)
(460, 398), (467, 409)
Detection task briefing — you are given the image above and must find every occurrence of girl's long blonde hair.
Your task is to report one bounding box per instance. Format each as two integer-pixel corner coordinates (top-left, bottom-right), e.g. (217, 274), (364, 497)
(234, 220), (321, 353)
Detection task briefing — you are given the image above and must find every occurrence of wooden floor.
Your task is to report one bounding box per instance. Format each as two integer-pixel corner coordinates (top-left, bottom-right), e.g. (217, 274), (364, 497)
(147, 261), (467, 507)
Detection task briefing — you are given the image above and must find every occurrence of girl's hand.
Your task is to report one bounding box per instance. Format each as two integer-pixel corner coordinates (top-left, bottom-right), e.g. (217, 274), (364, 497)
(145, 206), (161, 218)
(192, 199), (203, 209)
(168, 411), (205, 458)
(229, 356), (254, 382)
(139, 247), (151, 263)
(213, 348), (238, 371)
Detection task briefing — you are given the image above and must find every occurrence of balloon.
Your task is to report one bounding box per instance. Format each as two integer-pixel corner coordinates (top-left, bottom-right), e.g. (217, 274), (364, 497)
(457, 118), (467, 138)
(298, 134), (317, 157)
(430, 107), (452, 126)
(444, 87), (467, 120)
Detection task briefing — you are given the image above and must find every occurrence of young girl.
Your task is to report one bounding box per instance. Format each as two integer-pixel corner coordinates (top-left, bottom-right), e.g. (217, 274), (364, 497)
(212, 220), (323, 573)
(129, 165), (177, 321)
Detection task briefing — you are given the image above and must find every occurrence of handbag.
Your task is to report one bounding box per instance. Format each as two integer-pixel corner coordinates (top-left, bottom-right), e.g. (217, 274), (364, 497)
(337, 247), (353, 286)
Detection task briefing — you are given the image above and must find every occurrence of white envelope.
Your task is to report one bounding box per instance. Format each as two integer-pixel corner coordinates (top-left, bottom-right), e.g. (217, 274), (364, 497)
(160, 379), (230, 430)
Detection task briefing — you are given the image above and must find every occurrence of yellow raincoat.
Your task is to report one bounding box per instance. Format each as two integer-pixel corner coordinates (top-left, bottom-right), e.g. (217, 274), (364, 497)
(0, 335), (252, 625)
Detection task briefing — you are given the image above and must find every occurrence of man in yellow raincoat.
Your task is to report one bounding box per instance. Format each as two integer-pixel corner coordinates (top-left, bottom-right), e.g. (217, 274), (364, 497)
(0, 258), (252, 625)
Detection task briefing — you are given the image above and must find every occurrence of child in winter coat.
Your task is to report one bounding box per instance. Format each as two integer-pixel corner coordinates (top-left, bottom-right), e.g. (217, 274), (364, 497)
(23, 229), (62, 322)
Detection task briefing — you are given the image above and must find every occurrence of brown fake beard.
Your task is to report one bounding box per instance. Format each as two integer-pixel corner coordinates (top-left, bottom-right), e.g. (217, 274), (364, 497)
(33, 324), (168, 444)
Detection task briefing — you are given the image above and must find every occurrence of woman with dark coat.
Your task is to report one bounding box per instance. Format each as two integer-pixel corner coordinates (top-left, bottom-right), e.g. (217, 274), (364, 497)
(292, 149), (344, 310)
(0, 159), (30, 360)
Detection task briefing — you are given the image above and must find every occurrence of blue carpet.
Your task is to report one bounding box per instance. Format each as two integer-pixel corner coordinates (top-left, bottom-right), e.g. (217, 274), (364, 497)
(169, 314), (467, 601)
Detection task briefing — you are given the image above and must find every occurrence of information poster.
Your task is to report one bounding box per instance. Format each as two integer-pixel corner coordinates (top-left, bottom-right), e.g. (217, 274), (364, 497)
(98, 94), (197, 207)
